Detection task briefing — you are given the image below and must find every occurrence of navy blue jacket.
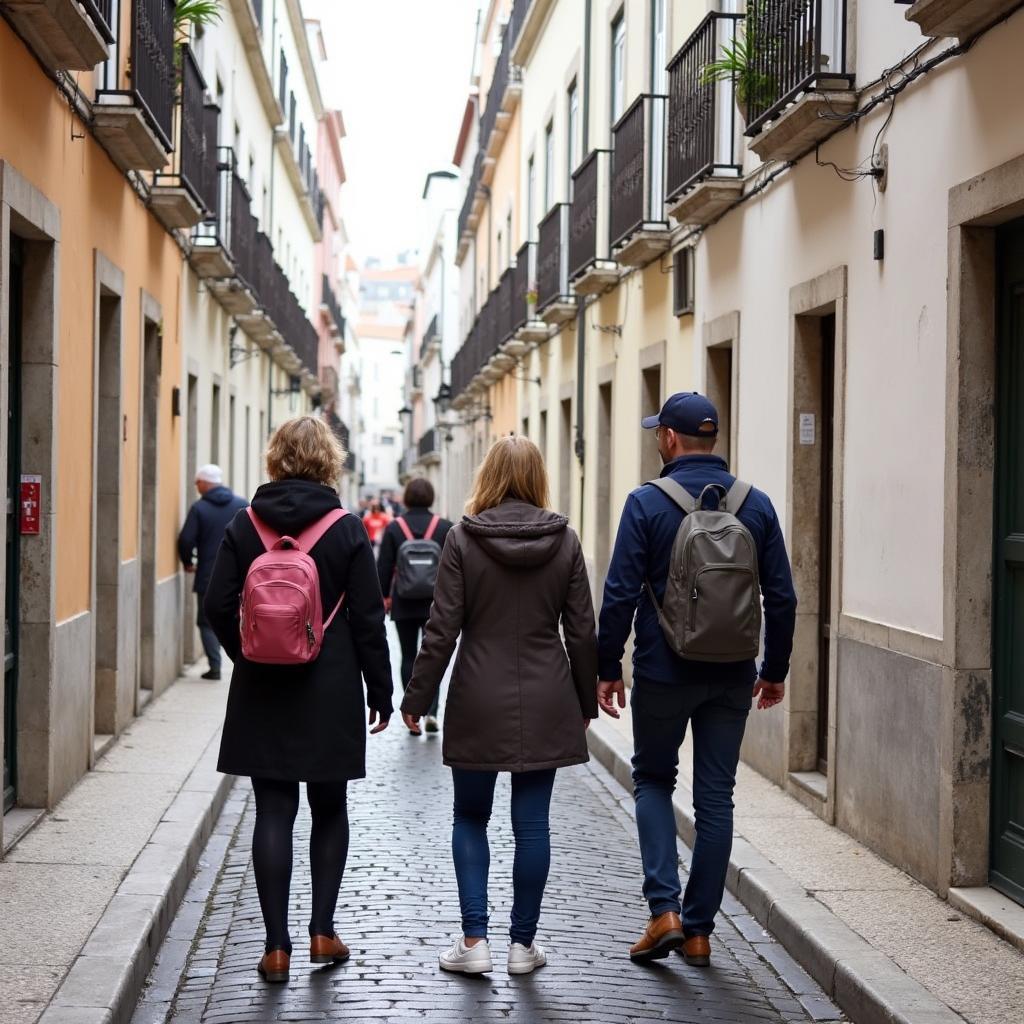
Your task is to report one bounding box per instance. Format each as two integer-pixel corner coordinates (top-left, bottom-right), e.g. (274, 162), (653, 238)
(598, 455), (797, 686)
(178, 486), (248, 593)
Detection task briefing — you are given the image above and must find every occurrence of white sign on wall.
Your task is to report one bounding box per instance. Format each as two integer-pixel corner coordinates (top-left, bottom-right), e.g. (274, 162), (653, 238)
(799, 413), (816, 446)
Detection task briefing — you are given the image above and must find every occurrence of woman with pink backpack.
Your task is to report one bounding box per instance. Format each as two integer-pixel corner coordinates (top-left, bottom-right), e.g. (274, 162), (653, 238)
(204, 416), (393, 985)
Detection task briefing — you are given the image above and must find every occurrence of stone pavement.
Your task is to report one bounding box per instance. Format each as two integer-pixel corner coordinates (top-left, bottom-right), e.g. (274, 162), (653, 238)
(132, 720), (845, 1024)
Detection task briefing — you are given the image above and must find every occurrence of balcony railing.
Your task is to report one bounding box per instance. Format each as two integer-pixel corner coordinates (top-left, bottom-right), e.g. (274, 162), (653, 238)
(479, 17), (521, 157)
(513, 241), (534, 332)
(418, 428), (438, 459)
(537, 204), (572, 312)
(497, 268), (515, 345)
(457, 151), (484, 241)
(322, 275), (345, 336)
(198, 103), (221, 216)
(267, 266), (319, 378)
(666, 13), (744, 201)
(82, 0), (116, 42)
(229, 172), (258, 291)
(610, 94), (668, 249)
(420, 314), (439, 361)
(569, 150), (613, 280)
(131, 0), (177, 149)
(177, 46), (209, 207)
(745, 0), (853, 135)
(478, 291), (497, 365)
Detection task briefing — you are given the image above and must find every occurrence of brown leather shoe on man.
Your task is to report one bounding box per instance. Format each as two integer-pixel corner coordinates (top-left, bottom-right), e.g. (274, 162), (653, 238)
(629, 911), (686, 962)
(680, 934), (711, 966)
(256, 948), (289, 983)
(310, 933), (350, 964)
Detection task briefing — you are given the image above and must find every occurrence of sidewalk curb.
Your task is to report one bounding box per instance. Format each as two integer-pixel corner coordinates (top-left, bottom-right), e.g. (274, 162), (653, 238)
(36, 732), (235, 1024)
(587, 720), (966, 1024)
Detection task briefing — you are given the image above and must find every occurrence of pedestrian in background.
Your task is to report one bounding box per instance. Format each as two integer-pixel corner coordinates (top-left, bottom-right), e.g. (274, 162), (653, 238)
(402, 435), (598, 977)
(204, 416), (393, 985)
(597, 392), (796, 967)
(377, 477), (452, 735)
(177, 464), (247, 680)
(362, 499), (391, 554)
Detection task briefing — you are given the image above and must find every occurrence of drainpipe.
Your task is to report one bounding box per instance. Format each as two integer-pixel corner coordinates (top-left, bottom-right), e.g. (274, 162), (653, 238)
(575, 0), (592, 533)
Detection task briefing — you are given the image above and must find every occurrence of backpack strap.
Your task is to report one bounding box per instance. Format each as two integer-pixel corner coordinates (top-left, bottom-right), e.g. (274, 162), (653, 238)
(293, 508), (349, 553)
(395, 516), (415, 542)
(246, 509), (282, 552)
(724, 479), (753, 514)
(646, 477), (698, 514)
(423, 514), (440, 542)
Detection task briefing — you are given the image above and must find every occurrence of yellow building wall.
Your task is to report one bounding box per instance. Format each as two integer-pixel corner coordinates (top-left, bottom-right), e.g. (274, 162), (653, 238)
(0, 22), (183, 621)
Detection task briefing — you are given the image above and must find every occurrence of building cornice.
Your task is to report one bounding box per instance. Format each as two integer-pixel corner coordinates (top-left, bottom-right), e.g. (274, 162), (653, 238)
(287, 0), (325, 119)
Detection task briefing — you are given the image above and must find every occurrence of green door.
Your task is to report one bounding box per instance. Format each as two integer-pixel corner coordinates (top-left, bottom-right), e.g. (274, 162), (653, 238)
(993, 218), (1024, 905)
(3, 238), (23, 812)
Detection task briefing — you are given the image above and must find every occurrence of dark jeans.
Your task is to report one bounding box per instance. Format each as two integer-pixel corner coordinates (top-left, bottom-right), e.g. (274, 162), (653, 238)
(250, 777), (350, 953)
(196, 592), (220, 671)
(451, 767), (556, 946)
(631, 678), (752, 937)
(396, 618), (439, 716)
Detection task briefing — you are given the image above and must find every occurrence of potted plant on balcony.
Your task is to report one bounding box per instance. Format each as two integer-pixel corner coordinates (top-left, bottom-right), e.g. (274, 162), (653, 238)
(700, 2), (776, 125)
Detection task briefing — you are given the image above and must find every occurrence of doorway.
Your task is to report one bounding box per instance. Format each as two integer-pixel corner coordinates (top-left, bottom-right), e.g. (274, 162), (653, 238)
(992, 217), (1024, 904)
(641, 364), (662, 482)
(138, 316), (161, 697)
(559, 398), (572, 517)
(3, 237), (23, 811)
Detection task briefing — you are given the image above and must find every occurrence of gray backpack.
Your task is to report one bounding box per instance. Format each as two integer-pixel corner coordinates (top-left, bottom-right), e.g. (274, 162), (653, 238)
(393, 515), (442, 600)
(644, 477), (761, 663)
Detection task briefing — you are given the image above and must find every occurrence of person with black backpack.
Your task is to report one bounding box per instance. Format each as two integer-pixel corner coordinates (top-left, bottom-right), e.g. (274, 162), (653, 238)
(597, 392), (797, 968)
(378, 477), (452, 735)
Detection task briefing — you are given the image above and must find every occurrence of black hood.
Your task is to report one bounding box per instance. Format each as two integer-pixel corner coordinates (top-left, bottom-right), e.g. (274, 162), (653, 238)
(202, 485), (239, 507)
(250, 479), (341, 535)
(462, 499), (568, 568)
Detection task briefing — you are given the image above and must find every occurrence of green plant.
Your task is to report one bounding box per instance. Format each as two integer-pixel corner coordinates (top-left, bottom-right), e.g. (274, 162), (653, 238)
(700, 15), (776, 119)
(174, 0), (223, 32)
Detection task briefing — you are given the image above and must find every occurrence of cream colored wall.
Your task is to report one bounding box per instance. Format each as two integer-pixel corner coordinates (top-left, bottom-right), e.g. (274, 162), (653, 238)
(698, 7), (1024, 638)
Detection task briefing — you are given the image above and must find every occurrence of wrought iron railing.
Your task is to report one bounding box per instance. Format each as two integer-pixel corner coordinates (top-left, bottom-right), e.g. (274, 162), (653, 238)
(198, 103), (221, 216)
(229, 172), (257, 290)
(744, 0), (853, 135)
(479, 17), (519, 156)
(457, 150), (484, 241)
(279, 52), (288, 115)
(322, 275), (344, 336)
(666, 13), (744, 201)
(81, 0), (115, 43)
(178, 47), (208, 207)
(266, 264), (318, 378)
(537, 204), (571, 311)
(420, 314), (439, 361)
(418, 428), (437, 459)
(497, 268), (514, 345)
(132, 0), (176, 149)
(478, 291), (497, 364)
(610, 94), (668, 249)
(513, 241), (534, 332)
(253, 231), (275, 304)
(569, 150), (613, 280)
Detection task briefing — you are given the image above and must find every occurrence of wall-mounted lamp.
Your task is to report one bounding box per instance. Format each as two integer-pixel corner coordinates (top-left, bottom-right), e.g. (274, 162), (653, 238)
(171, 386), (181, 419)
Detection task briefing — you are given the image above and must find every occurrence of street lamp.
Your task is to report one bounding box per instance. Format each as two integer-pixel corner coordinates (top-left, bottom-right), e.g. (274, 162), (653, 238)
(433, 381), (452, 419)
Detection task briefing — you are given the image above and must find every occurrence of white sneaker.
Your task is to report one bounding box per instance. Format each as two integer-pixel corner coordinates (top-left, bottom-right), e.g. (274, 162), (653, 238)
(439, 937), (493, 974)
(507, 942), (547, 975)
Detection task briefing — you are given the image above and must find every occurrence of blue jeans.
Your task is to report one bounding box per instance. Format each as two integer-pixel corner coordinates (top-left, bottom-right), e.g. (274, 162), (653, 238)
(631, 678), (752, 936)
(196, 592), (220, 671)
(451, 767), (556, 946)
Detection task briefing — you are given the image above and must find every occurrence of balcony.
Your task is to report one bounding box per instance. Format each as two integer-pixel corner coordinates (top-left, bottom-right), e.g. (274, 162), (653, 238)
(420, 314), (441, 362)
(94, 0), (176, 173)
(151, 47), (213, 231)
(409, 365), (424, 398)
(189, 149), (239, 280)
(321, 275), (345, 343)
(418, 428), (441, 466)
(1, 0), (112, 70)
(234, 231), (277, 343)
(745, 0), (856, 163)
(536, 204), (577, 326)
(569, 150), (619, 296)
(512, 241), (549, 345)
(664, 12), (745, 227)
(208, 171), (259, 316)
(456, 151), (485, 265)
(479, 18), (523, 183)
(904, 0), (1020, 39)
(610, 94), (671, 268)
(496, 266), (529, 357)
(320, 366), (340, 404)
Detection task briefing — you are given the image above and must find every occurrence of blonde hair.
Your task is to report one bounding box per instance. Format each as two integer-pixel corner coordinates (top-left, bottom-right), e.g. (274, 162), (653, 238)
(265, 416), (344, 486)
(466, 435), (550, 515)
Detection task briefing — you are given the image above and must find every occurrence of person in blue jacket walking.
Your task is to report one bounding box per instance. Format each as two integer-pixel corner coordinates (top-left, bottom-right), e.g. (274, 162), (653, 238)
(597, 392), (797, 967)
(178, 465), (248, 680)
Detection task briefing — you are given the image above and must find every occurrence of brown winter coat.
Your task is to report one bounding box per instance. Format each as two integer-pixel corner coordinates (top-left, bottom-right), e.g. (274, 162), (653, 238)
(401, 499), (599, 772)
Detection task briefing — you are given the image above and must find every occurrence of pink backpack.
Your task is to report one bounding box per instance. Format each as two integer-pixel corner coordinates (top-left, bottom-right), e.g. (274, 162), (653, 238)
(240, 508), (349, 665)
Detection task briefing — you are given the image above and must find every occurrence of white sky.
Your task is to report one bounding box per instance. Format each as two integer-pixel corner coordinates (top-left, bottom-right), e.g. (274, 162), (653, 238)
(306, 0), (482, 262)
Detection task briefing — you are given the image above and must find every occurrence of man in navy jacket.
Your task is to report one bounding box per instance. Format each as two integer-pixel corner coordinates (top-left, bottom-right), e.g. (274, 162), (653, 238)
(178, 465), (247, 680)
(597, 392), (796, 966)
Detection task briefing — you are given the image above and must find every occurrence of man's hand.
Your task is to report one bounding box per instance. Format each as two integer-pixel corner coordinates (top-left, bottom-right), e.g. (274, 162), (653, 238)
(401, 711), (420, 732)
(183, 565), (196, 574)
(368, 709), (390, 734)
(753, 679), (785, 710)
(598, 680), (626, 719)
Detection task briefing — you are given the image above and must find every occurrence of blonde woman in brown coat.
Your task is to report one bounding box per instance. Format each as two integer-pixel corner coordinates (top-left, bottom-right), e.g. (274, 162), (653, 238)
(401, 435), (598, 977)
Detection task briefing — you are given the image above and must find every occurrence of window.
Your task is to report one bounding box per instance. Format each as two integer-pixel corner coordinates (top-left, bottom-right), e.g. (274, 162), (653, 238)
(611, 11), (626, 124)
(649, 0), (666, 92)
(497, 230), (503, 272)
(278, 52), (288, 112)
(567, 80), (579, 192)
(506, 210), (513, 266)
(544, 121), (554, 212)
(673, 247), (694, 316)
(527, 155), (536, 240)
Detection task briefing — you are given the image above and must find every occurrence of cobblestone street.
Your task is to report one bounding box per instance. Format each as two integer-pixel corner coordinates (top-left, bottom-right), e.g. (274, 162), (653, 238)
(132, 710), (842, 1024)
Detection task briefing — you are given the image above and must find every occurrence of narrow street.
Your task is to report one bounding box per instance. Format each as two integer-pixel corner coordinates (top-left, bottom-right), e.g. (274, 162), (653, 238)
(132, 699), (841, 1024)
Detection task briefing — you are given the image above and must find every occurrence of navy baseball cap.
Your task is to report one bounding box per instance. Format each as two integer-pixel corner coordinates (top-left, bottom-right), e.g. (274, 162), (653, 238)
(641, 392), (719, 437)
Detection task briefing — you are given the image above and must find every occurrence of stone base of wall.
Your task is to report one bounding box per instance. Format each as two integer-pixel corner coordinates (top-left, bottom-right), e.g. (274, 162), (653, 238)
(52, 611), (93, 807)
(152, 573), (182, 697)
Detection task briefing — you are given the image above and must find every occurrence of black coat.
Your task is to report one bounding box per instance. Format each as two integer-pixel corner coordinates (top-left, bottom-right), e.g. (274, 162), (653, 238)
(178, 486), (248, 593)
(376, 508), (453, 621)
(205, 479), (394, 783)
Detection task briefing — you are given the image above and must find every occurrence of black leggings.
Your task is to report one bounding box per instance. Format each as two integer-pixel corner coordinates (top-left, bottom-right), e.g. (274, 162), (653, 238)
(395, 618), (439, 716)
(250, 777), (349, 952)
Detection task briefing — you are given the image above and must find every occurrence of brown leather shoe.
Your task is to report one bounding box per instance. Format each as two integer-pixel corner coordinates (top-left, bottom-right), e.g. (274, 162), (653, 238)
(310, 933), (350, 964)
(629, 911), (686, 962)
(681, 934), (711, 966)
(256, 948), (290, 983)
